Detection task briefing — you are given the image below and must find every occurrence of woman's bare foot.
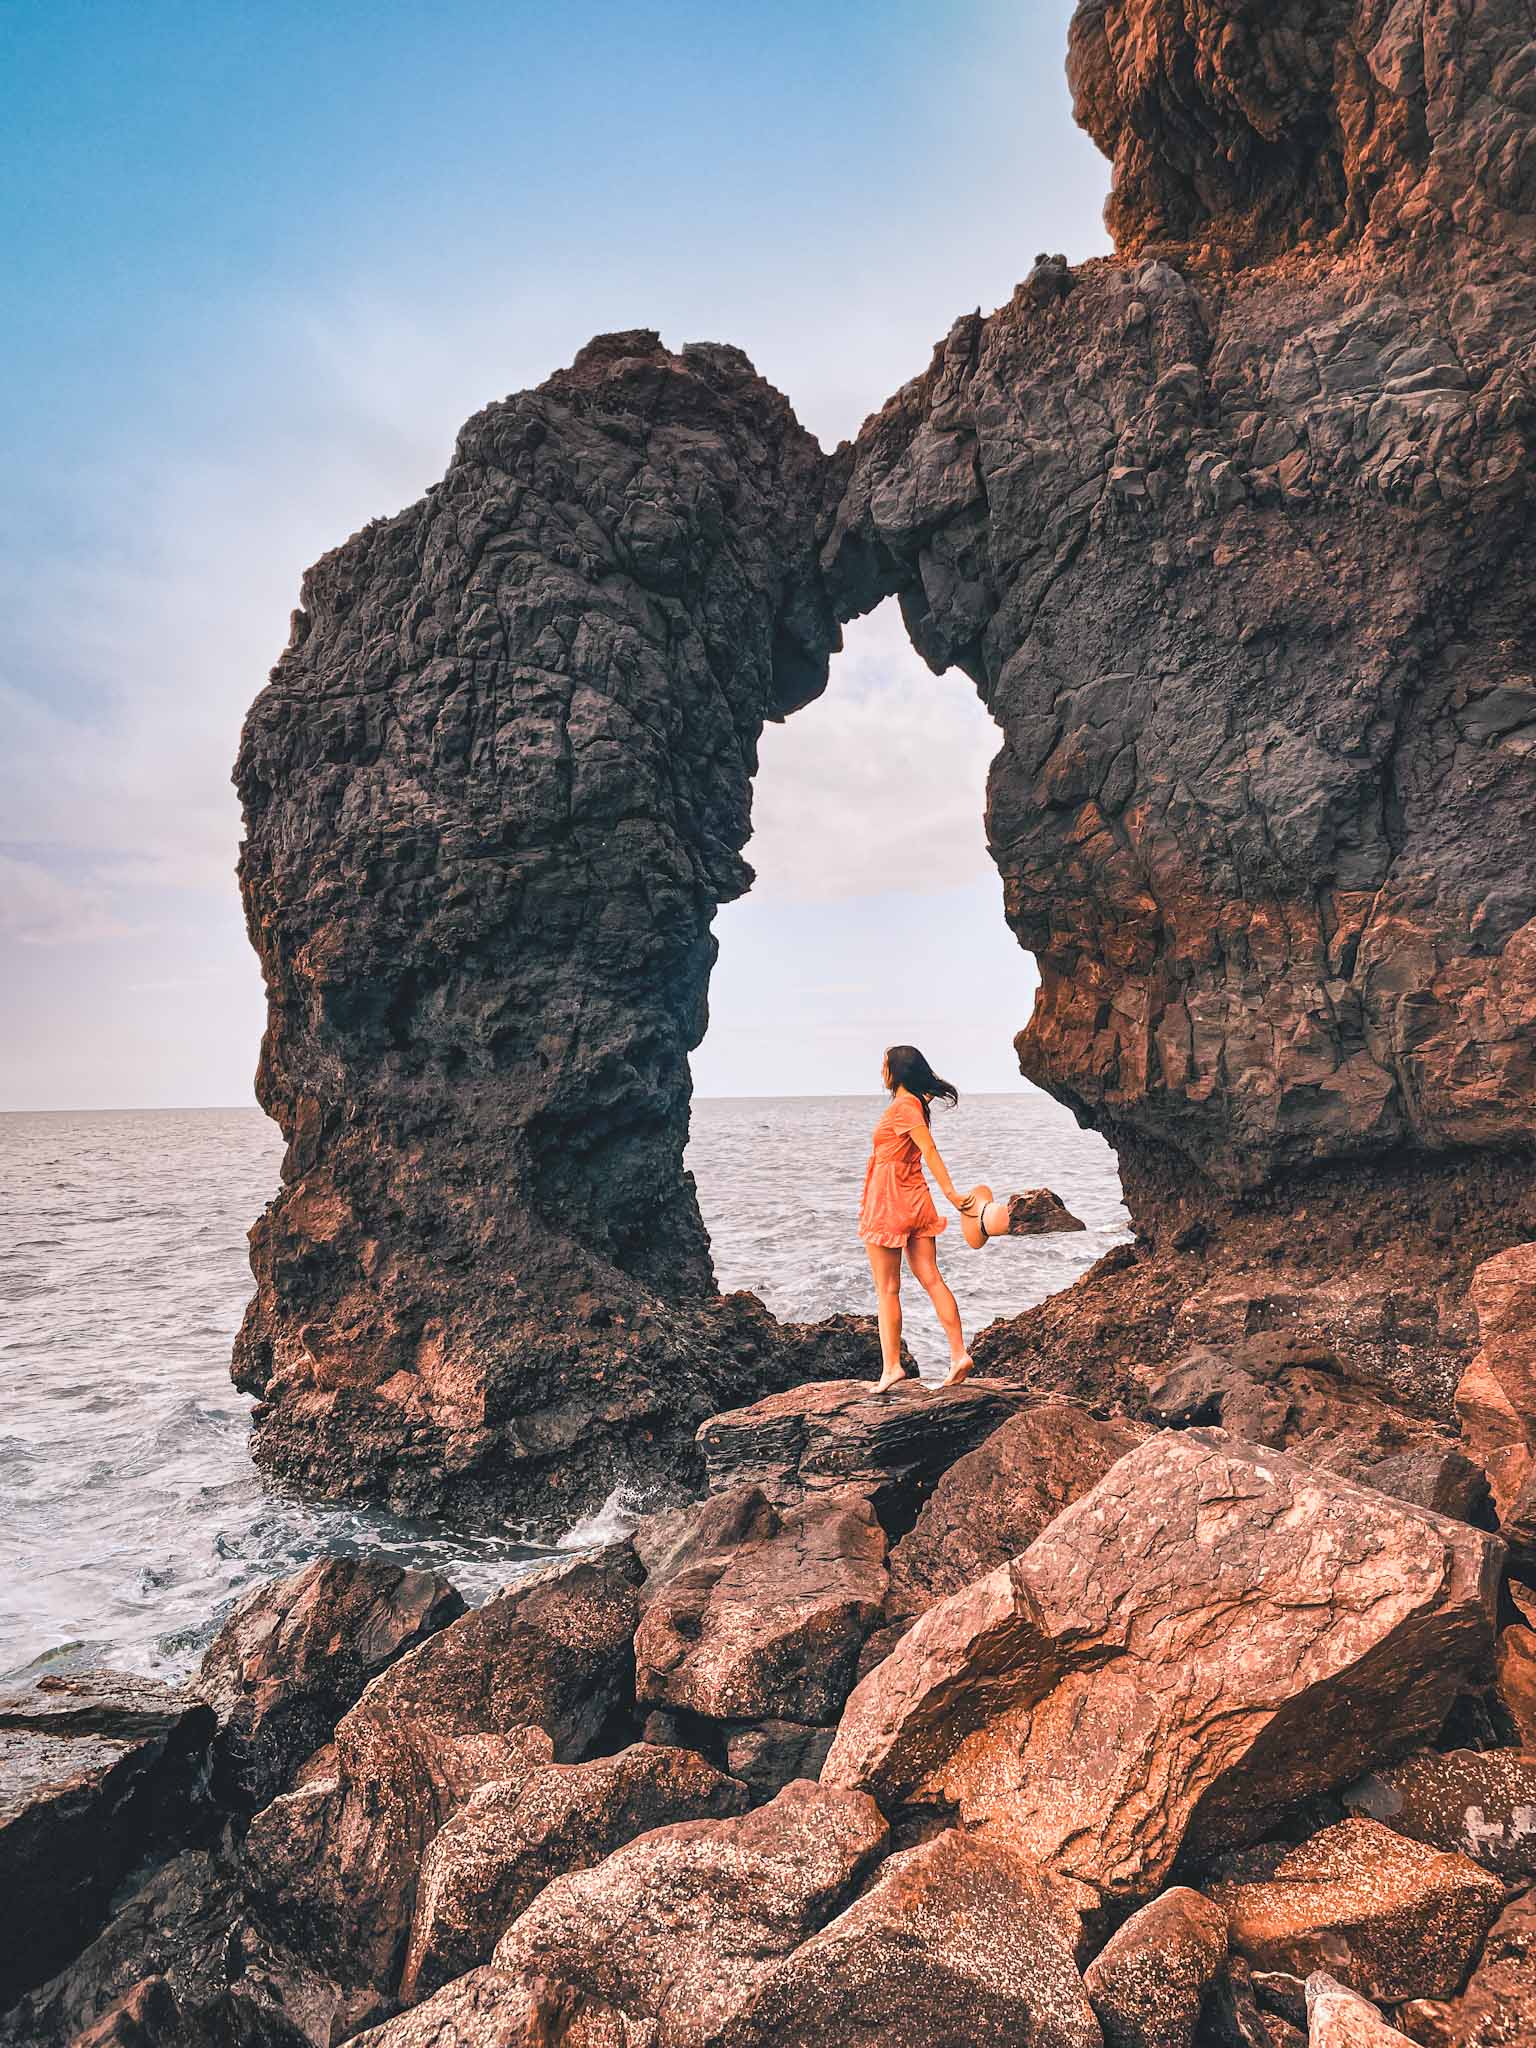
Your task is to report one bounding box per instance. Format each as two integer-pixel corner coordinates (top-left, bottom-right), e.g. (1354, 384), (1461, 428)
(938, 1352), (975, 1388)
(875, 1365), (911, 1393)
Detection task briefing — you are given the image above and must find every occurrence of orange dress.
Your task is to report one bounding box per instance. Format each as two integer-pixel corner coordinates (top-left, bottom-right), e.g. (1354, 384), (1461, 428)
(858, 1092), (947, 1247)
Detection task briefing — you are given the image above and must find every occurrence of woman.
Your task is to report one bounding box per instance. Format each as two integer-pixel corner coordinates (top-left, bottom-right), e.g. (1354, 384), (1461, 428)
(857, 1044), (975, 1392)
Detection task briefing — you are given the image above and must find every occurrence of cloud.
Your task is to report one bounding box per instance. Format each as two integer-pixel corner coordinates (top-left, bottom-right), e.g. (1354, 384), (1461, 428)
(0, 852), (138, 946)
(745, 603), (1001, 903)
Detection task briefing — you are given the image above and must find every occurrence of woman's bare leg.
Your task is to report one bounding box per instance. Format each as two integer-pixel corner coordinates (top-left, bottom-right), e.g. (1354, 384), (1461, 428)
(906, 1234), (971, 1383)
(864, 1242), (907, 1388)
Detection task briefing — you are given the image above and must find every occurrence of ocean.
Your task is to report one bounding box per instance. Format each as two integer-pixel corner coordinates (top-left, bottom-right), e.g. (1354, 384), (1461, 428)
(0, 1094), (1126, 1682)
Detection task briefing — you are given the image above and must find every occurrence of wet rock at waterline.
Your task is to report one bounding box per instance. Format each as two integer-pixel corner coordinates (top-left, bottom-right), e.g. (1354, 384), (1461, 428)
(196, 1556), (466, 1807)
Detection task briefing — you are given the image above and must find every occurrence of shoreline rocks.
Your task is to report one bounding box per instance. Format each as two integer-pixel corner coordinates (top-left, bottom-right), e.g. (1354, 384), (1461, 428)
(195, 1559), (465, 1808)
(822, 1431), (1503, 1903)
(0, 1670), (214, 2010)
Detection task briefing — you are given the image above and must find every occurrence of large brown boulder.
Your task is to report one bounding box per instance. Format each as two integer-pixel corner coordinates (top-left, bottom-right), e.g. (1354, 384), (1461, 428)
(1082, 1887), (1229, 2048)
(634, 1485), (887, 1724)
(1209, 1818), (1504, 2004)
(196, 1558), (464, 1806)
(1397, 1884), (1536, 2048)
(244, 1546), (642, 2004)
(693, 1376), (1031, 1524)
(490, 1780), (888, 2047)
(0, 1670), (214, 2009)
(1457, 1243), (1536, 1547)
(352, 1969), (654, 2048)
(400, 1743), (747, 2002)
(1139, 1348), (1486, 1521)
(885, 1402), (1148, 1621)
(1343, 1747), (1536, 1880)
(715, 1827), (1102, 2048)
(822, 1432), (1502, 1905)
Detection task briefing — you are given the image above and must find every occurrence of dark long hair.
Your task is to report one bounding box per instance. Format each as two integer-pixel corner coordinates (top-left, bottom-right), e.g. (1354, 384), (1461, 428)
(884, 1044), (958, 1122)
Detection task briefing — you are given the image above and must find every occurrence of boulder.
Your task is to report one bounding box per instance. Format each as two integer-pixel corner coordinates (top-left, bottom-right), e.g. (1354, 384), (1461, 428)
(1139, 1351), (1485, 1522)
(351, 1969), (655, 2047)
(822, 1432), (1502, 1904)
(0, 1669), (214, 2008)
(1396, 1884), (1536, 2047)
(1343, 1747), (1536, 1879)
(196, 1558), (464, 1806)
(1209, 1818), (1505, 2003)
(400, 1743), (747, 2001)
(1304, 1975), (1416, 2048)
(716, 1827), (1100, 2047)
(722, 1721), (836, 1804)
(885, 1402), (1148, 1621)
(1082, 1887), (1228, 2048)
(1457, 1244), (1536, 1544)
(0, 1846), (353, 2048)
(634, 1486), (887, 1724)
(244, 1546), (642, 2001)
(1499, 1616), (1536, 1744)
(71, 1973), (310, 2048)
(490, 1780), (888, 2047)
(694, 1378), (1031, 1528)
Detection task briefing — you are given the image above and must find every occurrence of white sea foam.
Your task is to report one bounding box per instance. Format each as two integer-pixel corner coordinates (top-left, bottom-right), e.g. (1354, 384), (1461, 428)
(556, 1483), (652, 1550)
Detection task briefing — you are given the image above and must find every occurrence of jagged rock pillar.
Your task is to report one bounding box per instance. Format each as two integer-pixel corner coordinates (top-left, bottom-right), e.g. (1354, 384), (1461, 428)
(234, 333), (841, 1532)
(822, 0), (1536, 1429)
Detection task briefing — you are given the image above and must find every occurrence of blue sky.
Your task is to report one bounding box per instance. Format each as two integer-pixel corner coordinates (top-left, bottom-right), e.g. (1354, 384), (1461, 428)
(1, 1), (1110, 1108)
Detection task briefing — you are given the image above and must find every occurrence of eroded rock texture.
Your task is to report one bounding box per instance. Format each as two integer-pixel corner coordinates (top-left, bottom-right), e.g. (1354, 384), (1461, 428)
(234, 335), (841, 1531)
(829, 14), (1536, 1198)
(236, 0), (1536, 1530)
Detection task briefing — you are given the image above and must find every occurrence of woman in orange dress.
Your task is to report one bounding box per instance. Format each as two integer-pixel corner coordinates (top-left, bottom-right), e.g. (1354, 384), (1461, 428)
(857, 1044), (975, 1392)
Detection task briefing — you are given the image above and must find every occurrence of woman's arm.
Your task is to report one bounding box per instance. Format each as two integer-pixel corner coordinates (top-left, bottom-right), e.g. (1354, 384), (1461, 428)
(911, 1120), (964, 1208)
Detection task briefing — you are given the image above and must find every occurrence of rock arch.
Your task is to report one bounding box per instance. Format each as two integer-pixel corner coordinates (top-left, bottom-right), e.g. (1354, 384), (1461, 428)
(235, 0), (1536, 1532)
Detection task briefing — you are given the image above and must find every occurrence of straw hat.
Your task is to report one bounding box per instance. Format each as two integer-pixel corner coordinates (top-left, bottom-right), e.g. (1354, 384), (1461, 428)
(958, 1184), (994, 1250)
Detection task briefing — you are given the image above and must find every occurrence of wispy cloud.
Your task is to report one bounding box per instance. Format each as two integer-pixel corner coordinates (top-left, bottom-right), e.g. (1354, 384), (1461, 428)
(0, 853), (140, 946)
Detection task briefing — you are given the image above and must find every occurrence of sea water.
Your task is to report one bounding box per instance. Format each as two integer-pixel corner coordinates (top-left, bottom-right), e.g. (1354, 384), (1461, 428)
(0, 1095), (1126, 1679)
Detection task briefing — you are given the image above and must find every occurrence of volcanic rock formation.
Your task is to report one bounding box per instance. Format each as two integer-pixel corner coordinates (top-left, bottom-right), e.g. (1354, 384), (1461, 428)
(234, 0), (1536, 1547)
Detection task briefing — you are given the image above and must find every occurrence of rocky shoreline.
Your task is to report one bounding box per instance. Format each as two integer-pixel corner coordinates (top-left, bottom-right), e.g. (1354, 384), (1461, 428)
(8, 1), (1536, 2042)
(3, 1334), (1534, 2046)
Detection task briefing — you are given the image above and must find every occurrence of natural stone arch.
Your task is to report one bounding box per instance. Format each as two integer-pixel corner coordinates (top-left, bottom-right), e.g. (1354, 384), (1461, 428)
(235, 0), (1536, 1534)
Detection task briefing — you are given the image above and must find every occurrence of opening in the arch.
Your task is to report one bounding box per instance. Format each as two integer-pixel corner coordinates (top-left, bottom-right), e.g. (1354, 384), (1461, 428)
(688, 599), (1130, 1370)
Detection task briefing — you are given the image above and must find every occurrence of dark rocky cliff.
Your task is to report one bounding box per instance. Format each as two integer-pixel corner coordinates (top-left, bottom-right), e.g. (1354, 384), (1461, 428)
(235, 0), (1536, 1533)
(233, 335), (848, 1526)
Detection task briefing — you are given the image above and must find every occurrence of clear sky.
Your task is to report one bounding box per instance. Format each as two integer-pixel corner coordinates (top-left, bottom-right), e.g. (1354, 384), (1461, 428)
(1, 1), (1111, 1109)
